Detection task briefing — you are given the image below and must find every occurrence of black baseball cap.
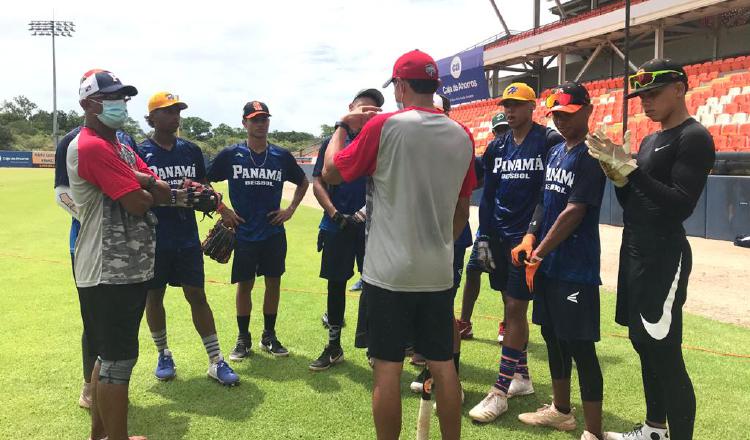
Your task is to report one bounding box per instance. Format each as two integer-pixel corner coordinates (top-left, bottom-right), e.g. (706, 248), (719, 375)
(243, 101), (271, 119)
(545, 81), (591, 114)
(626, 58), (688, 99)
(353, 88), (384, 107)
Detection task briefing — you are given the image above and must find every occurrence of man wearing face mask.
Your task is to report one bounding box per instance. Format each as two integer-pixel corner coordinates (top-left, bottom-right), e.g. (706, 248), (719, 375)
(322, 49), (476, 440)
(67, 69), (172, 440)
(309, 88), (384, 371)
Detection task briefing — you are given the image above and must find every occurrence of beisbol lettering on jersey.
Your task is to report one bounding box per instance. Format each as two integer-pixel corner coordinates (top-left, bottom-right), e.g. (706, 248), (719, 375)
(232, 165), (283, 186)
(493, 155), (545, 180)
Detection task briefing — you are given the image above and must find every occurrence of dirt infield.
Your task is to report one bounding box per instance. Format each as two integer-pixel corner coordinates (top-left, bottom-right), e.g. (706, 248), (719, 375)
(284, 183), (750, 328)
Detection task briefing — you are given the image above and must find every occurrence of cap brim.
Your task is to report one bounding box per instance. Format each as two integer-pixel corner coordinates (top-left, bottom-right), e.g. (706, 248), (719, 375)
(99, 84), (138, 97)
(151, 102), (188, 113)
(546, 104), (583, 115)
(499, 97), (534, 105)
(625, 82), (669, 99)
(492, 122), (509, 128)
(355, 88), (385, 107)
(382, 78), (395, 88)
(244, 111), (271, 119)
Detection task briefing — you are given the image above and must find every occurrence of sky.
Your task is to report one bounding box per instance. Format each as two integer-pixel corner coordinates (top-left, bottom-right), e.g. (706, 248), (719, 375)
(0, 0), (556, 135)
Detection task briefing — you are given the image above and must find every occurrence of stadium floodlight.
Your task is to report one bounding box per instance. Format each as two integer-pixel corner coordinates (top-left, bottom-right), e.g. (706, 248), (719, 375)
(29, 18), (76, 148)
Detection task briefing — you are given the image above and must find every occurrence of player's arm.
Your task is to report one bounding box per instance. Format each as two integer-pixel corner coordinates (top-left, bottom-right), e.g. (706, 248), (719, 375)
(453, 197), (471, 241)
(313, 177), (337, 218)
(478, 145), (496, 234)
(54, 185), (79, 219)
(626, 132), (715, 220)
(118, 188), (155, 216)
(322, 106), (382, 184)
(532, 202), (587, 259)
(268, 152), (310, 225)
(134, 170), (171, 205)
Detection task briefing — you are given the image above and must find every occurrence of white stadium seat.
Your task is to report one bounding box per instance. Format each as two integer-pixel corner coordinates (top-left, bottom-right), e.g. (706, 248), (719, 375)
(716, 113), (732, 125)
(742, 86), (750, 95)
(728, 87), (742, 96)
(696, 104), (709, 116)
(719, 95), (732, 105)
(702, 114), (716, 126)
(731, 113), (748, 124)
(706, 96), (719, 106)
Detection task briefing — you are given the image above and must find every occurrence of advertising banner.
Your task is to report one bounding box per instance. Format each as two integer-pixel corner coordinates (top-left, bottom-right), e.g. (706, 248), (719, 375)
(32, 151), (55, 168)
(436, 47), (490, 105)
(0, 151), (33, 168)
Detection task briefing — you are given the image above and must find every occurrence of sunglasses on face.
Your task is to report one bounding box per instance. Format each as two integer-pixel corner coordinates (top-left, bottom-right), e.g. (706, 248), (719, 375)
(628, 70), (684, 90)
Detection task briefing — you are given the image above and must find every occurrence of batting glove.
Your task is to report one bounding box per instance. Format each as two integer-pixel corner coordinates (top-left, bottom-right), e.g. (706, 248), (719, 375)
(475, 236), (496, 272)
(587, 129), (637, 178)
(511, 234), (536, 267)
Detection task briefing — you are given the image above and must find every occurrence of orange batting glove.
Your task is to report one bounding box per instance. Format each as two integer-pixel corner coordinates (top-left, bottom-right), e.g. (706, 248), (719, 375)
(511, 234), (536, 267)
(525, 253), (543, 293)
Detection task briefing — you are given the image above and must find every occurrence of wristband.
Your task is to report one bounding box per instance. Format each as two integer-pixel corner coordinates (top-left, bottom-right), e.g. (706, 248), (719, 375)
(170, 189), (177, 205)
(146, 175), (156, 191)
(335, 121), (352, 136)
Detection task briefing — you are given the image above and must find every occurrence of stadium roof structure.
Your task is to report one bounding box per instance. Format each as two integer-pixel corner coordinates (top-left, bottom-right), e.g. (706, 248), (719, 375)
(482, 0), (750, 87)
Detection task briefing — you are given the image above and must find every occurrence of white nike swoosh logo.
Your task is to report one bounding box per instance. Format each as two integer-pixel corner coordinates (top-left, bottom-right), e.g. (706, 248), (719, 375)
(235, 153), (243, 157)
(654, 144), (670, 152)
(566, 292), (579, 303)
(641, 254), (682, 340)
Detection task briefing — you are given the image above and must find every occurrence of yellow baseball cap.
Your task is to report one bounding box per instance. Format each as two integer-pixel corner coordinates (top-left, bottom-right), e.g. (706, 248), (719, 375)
(499, 83), (536, 104)
(148, 91), (188, 113)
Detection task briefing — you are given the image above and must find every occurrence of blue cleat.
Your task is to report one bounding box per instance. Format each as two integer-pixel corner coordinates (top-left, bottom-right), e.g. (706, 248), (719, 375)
(208, 357), (239, 386)
(350, 278), (364, 291)
(155, 349), (176, 381)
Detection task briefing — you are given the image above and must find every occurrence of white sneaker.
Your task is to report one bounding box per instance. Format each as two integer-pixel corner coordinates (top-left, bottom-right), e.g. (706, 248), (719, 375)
(468, 387), (508, 423)
(507, 373), (535, 398)
(518, 403), (576, 431)
(78, 382), (93, 408)
(581, 431), (600, 440)
(605, 424), (669, 440)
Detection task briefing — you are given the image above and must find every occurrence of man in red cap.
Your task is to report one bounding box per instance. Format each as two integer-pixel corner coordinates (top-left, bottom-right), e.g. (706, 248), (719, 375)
(322, 49), (476, 440)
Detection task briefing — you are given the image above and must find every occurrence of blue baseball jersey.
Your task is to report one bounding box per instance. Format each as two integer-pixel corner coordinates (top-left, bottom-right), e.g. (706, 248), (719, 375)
(455, 156), (485, 248)
(54, 126), (137, 253)
(137, 138), (206, 250)
(538, 141), (606, 285)
(312, 135), (367, 233)
(479, 123), (563, 244)
(206, 142), (306, 243)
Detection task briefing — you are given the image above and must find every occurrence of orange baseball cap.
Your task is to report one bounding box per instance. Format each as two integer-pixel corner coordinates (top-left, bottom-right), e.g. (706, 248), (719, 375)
(148, 92), (188, 113)
(499, 82), (536, 104)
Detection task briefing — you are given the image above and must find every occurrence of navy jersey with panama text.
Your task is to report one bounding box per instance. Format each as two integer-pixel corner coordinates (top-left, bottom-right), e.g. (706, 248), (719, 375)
(54, 126), (138, 253)
(479, 123), (563, 243)
(137, 138), (206, 250)
(206, 142), (306, 243)
(312, 135), (367, 233)
(537, 141), (606, 285)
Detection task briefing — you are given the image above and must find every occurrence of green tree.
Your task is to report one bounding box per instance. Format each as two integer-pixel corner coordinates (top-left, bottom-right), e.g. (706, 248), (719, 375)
(212, 123), (243, 138)
(182, 116), (213, 141)
(320, 124), (335, 138)
(1, 96), (37, 120)
(0, 124), (13, 150)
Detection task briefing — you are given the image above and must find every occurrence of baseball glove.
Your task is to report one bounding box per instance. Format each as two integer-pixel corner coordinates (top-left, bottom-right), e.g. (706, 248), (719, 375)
(201, 220), (235, 264)
(181, 179), (222, 217)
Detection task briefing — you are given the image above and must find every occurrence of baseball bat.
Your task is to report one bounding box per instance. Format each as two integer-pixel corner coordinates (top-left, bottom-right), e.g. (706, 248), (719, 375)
(416, 368), (433, 440)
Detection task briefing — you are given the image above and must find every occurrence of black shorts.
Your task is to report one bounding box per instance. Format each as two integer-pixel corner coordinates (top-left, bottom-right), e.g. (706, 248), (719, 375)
(487, 236), (533, 301)
(78, 282), (148, 361)
(365, 283), (454, 362)
(146, 245), (204, 290)
(616, 229), (692, 346)
(231, 232), (287, 282)
(318, 225), (365, 282)
(532, 274), (600, 341)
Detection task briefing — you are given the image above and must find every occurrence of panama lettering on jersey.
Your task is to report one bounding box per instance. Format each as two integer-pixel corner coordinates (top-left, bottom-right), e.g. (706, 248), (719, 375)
(538, 141), (605, 285)
(138, 138), (206, 249)
(479, 123), (563, 243)
(206, 142), (306, 243)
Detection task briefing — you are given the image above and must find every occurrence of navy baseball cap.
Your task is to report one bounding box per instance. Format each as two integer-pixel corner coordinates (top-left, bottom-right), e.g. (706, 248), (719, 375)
(353, 88), (384, 107)
(79, 69), (137, 100)
(243, 101), (271, 119)
(626, 58), (688, 99)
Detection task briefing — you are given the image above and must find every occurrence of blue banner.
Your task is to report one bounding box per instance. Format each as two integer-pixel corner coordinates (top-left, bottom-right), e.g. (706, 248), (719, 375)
(437, 47), (489, 105)
(0, 151), (33, 168)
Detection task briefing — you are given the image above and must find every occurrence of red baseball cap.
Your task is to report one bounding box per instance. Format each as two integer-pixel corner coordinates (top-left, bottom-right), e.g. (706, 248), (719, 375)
(382, 49), (439, 88)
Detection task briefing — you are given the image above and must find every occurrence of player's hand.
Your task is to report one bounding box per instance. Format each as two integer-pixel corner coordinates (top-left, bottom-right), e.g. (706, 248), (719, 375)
(599, 161), (629, 188)
(341, 105), (382, 132)
(331, 211), (354, 229)
(587, 128), (637, 177)
(511, 234), (536, 267)
(268, 207), (295, 225)
(352, 210), (366, 223)
(219, 206), (245, 228)
(525, 252), (543, 293)
(475, 236), (496, 272)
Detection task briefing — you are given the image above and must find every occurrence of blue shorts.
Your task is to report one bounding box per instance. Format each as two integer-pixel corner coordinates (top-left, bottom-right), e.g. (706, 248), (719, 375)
(318, 225), (365, 282)
(231, 232), (287, 282)
(465, 240), (482, 273)
(532, 274), (600, 341)
(487, 236), (533, 301)
(146, 245), (205, 290)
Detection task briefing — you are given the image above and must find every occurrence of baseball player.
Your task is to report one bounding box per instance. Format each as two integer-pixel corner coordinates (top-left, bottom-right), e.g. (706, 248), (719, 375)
(206, 101), (309, 359)
(137, 92), (239, 386)
(309, 88), (384, 371)
(517, 82), (606, 440)
(588, 59), (715, 440)
(469, 83), (564, 423)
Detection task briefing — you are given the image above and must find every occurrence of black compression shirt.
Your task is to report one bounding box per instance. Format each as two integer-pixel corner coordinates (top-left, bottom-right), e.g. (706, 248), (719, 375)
(615, 117), (715, 234)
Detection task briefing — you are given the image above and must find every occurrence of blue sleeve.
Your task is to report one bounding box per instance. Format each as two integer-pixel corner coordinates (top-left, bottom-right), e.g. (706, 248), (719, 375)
(135, 141), (148, 161)
(283, 150), (307, 185)
(54, 127), (81, 188)
(312, 138), (330, 177)
(192, 143), (207, 180)
(478, 141), (497, 235)
(116, 130), (138, 149)
(569, 153), (606, 207)
(545, 127), (564, 148)
(474, 156), (484, 184)
(206, 148), (231, 182)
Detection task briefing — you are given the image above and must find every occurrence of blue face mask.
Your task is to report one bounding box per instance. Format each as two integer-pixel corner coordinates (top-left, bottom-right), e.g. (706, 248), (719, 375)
(96, 99), (128, 129)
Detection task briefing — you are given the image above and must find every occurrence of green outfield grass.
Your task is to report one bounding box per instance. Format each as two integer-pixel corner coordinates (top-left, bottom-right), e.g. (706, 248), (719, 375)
(0, 168), (748, 439)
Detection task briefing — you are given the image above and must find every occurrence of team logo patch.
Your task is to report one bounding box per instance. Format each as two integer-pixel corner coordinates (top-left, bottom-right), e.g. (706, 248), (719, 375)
(252, 101), (263, 111)
(425, 63), (437, 79)
(507, 86), (518, 94)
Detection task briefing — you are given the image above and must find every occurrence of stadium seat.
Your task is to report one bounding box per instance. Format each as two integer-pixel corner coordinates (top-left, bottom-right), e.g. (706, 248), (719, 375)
(732, 113), (748, 125)
(739, 123), (750, 136)
(703, 114), (717, 126)
(716, 114), (732, 125)
(722, 124), (738, 135)
(708, 125), (721, 138)
(714, 135), (729, 151)
(728, 135), (747, 151)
